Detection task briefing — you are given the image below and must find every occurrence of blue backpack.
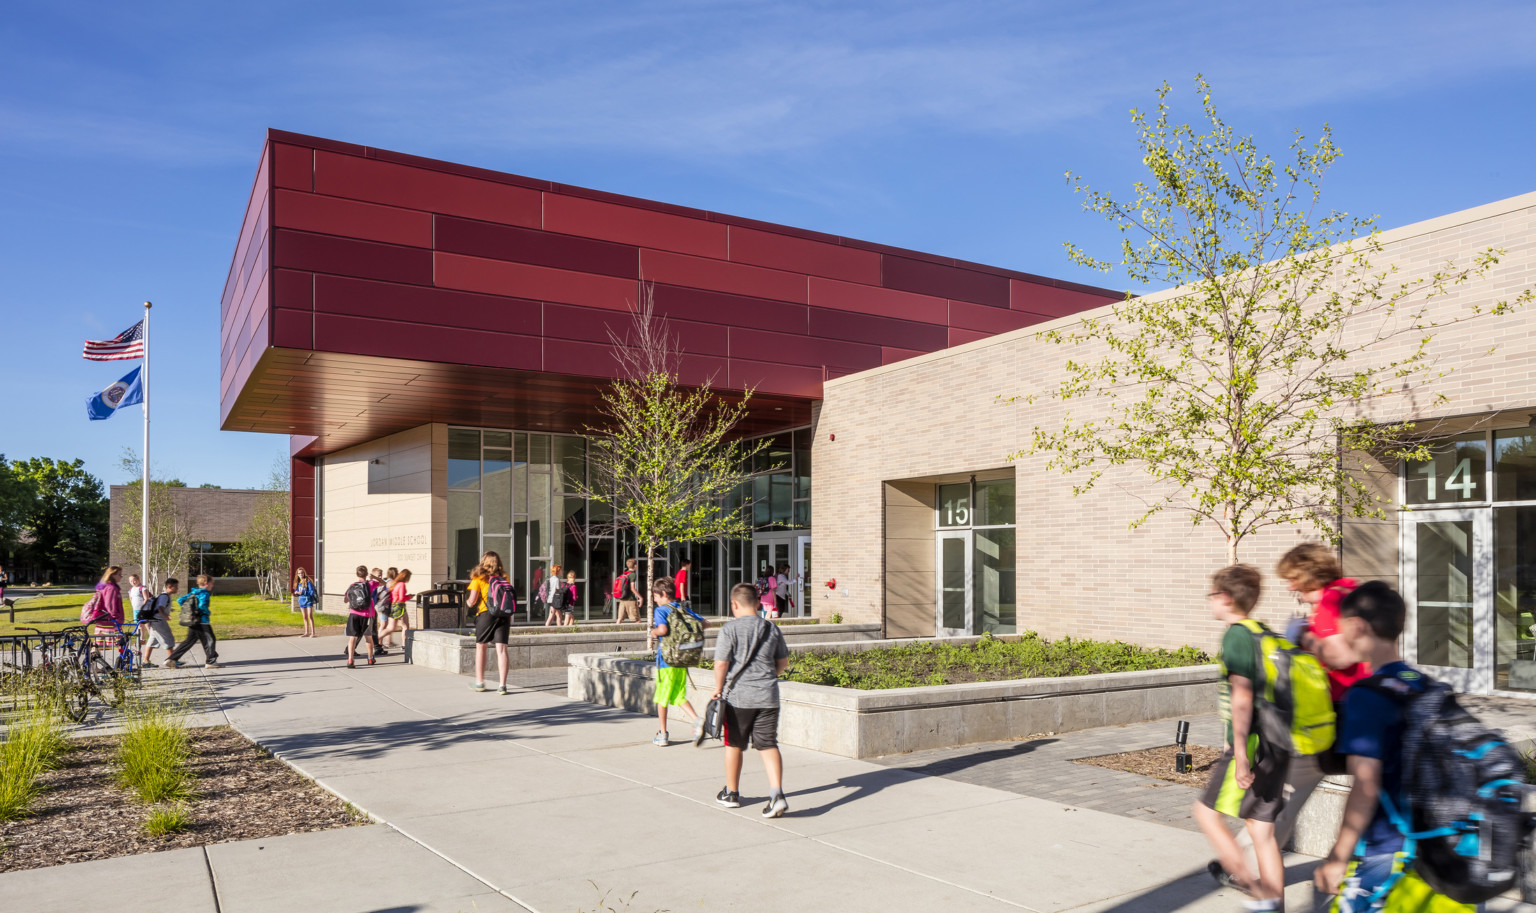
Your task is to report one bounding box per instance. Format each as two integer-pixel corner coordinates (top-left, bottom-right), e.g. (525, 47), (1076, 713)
(1357, 669), (1534, 904)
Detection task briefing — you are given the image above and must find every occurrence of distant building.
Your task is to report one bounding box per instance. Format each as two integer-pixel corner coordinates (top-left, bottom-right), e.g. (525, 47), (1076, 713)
(107, 486), (281, 592)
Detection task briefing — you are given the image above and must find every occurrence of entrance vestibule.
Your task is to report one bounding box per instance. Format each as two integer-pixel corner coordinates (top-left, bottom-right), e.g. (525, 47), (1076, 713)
(1400, 429), (1536, 694)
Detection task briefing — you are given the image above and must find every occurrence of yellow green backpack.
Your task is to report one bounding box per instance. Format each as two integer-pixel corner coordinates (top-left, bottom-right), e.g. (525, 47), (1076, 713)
(1233, 618), (1336, 756)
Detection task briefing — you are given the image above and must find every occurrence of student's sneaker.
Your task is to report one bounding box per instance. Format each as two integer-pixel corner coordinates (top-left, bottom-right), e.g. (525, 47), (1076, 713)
(375, 648), (389, 656)
(1206, 861), (1249, 896)
(470, 681), (487, 692)
(367, 656), (375, 666)
(762, 794), (789, 818)
(691, 720), (707, 747)
(1241, 901), (1280, 913)
(141, 661), (157, 668)
(162, 660), (180, 669)
(715, 787), (741, 808)
(497, 685), (508, 695)
(205, 662), (223, 669)
(652, 731), (669, 747)
(346, 661), (356, 669)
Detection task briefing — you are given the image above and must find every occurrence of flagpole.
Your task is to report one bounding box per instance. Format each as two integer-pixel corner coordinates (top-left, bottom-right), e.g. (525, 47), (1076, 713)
(142, 302), (151, 587)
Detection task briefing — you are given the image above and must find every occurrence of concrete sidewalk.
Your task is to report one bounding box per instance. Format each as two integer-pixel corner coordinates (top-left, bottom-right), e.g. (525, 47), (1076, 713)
(0, 635), (1418, 912)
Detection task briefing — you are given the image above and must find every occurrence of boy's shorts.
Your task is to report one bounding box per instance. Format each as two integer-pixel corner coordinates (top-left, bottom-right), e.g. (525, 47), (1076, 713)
(723, 704), (779, 751)
(654, 666), (689, 706)
(345, 613), (372, 638)
(143, 619), (175, 649)
(1199, 745), (1288, 822)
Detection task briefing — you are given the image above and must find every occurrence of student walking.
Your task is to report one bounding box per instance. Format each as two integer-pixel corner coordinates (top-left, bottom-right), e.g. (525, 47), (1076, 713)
(126, 574), (151, 620)
(467, 551), (513, 694)
(1314, 581), (1460, 912)
(139, 577), (178, 667)
(343, 565), (376, 668)
(542, 564), (566, 626)
(674, 558), (691, 606)
(164, 575), (219, 669)
(292, 568), (318, 637)
(711, 582), (791, 817)
(88, 566), (127, 626)
(378, 568), (411, 647)
(649, 576), (706, 746)
(1194, 565), (1286, 912)
(774, 563), (792, 616)
(756, 568), (776, 618)
(614, 558), (642, 623)
(0, 564), (9, 602)
(1217, 542), (1364, 887)
(370, 568), (393, 656)
(557, 569), (577, 627)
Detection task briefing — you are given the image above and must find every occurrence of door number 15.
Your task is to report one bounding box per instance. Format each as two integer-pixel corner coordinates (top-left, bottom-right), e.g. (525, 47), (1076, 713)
(1417, 458), (1479, 500)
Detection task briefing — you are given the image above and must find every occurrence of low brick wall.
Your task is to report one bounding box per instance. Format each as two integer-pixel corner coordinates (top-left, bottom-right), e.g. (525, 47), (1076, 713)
(568, 641), (1218, 758)
(406, 622), (882, 673)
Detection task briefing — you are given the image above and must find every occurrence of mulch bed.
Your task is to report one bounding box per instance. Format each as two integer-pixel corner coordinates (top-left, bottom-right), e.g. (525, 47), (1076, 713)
(1074, 743), (1224, 788)
(0, 726), (365, 872)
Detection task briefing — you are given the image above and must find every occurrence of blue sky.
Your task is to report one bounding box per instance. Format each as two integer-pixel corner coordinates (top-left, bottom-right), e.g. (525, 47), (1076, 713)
(3, 0), (1535, 491)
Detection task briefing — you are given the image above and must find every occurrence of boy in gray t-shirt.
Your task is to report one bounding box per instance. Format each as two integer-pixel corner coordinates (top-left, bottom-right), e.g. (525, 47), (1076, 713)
(710, 582), (791, 817)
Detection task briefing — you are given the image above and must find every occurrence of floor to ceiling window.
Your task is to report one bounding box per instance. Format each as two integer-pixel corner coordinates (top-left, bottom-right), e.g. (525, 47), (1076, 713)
(448, 424), (813, 620)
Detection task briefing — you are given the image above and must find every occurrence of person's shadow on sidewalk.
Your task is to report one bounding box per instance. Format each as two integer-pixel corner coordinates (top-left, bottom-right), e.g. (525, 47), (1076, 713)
(782, 738), (1058, 818)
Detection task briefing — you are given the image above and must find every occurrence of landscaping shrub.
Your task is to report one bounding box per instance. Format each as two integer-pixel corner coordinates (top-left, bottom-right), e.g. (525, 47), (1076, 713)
(0, 705), (68, 821)
(782, 632), (1210, 690)
(142, 802), (193, 837)
(115, 696), (195, 804)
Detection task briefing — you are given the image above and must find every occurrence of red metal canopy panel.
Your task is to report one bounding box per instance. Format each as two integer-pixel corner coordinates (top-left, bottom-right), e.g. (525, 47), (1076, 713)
(220, 129), (1122, 460)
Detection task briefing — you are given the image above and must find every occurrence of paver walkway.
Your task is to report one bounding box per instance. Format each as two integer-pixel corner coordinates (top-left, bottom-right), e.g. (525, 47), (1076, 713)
(871, 713), (1225, 832)
(5, 635), (1528, 913)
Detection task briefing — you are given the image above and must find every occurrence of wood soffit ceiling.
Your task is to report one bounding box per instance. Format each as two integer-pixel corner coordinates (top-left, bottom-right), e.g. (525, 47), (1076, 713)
(223, 348), (817, 457)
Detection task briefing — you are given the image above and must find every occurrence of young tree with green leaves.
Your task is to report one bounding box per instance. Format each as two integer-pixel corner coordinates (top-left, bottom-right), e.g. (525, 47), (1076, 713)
(230, 461), (290, 600)
(1023, 76), (1532, 565)
(113, 451), (194, 591)
(581, 287), (765, 632)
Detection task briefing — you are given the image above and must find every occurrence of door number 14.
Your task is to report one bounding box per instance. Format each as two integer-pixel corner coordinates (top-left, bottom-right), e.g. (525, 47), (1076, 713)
(1417, 458), (1478, 500)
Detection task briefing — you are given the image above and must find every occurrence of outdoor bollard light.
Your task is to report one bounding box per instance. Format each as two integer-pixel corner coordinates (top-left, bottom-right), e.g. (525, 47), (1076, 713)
(1174, 719), (1192, 774)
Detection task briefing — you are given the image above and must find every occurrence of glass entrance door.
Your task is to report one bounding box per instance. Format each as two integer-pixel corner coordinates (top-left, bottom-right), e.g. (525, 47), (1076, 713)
(936, 530), (970, 637)
(1403, 509), (1493, 692)
(797, 536), (812, 619)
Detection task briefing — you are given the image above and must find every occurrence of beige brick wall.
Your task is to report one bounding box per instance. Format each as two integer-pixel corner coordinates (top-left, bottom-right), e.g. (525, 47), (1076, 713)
(318, 423), (448, 612)
(815, 191), (1536, 651)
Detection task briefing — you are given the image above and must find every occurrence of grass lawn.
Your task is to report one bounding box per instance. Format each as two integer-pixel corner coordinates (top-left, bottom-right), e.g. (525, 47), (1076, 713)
(0, 593), (348, 639)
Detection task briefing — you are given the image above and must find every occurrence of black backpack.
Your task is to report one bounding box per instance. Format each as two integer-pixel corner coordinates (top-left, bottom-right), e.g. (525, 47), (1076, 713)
(548, 580), (567, 611)
(345, 580), (371, 611)
(1359, 669), (1534, 903)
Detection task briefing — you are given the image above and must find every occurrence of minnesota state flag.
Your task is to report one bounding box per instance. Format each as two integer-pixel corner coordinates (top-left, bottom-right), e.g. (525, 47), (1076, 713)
(86, 366), (143, 421)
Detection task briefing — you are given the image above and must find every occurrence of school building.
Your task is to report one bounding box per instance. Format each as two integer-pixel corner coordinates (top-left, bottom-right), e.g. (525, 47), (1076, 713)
(220, 130), (1536, 695)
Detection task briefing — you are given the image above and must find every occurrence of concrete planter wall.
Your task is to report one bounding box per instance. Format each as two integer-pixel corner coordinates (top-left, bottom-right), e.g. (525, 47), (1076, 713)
(406, 622), (882, 674)
(567, 641), (1218, 758)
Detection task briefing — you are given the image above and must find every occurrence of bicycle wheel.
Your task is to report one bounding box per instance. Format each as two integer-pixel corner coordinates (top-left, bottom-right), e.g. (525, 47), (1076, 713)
(54, 662), (90, 722)
(88, 654), (128, 707)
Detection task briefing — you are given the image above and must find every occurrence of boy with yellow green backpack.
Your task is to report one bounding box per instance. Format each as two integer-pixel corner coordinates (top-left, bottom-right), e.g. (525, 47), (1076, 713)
(1196, 563), (1337, 912)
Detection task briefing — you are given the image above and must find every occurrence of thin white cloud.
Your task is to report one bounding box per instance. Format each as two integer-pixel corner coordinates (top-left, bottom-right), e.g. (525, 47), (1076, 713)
(1, 0), (1533, 164)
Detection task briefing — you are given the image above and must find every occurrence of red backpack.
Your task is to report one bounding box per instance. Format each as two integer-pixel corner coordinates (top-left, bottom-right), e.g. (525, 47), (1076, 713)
(611, 571), (630, 600)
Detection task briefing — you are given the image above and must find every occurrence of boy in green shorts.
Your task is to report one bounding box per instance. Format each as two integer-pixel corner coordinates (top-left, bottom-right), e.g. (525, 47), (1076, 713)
(648, 576), (705, 747)
(1195, 564), (1287, 912)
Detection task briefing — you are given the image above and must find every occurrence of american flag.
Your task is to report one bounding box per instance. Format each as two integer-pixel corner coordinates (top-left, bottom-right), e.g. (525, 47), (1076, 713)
(83, 319), (146, 361)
